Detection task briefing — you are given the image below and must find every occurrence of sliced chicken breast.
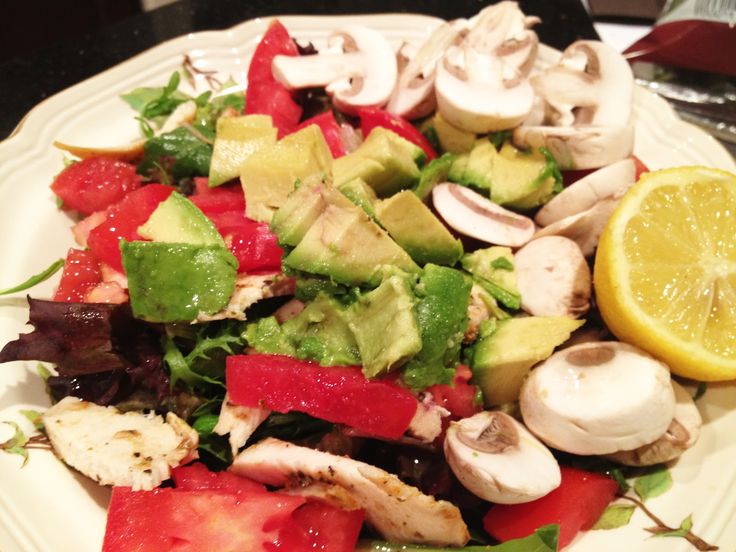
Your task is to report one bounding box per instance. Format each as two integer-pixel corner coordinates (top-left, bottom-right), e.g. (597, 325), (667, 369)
(214, 393), (270, 455)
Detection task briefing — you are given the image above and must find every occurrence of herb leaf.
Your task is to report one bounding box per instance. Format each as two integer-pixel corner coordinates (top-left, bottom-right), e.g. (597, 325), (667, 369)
(19, 410), (44, 431)
(137, 126), (212, 183)
(0, 422), (30, 466)
(593, 504), (636, 530)
(0, 259), (64, 296)
(634, 465), (673, 502)
(648, 514), (693, 539)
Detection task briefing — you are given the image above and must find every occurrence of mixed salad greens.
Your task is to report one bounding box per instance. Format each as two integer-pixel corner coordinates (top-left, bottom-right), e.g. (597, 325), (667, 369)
(0, 3), (727, 551)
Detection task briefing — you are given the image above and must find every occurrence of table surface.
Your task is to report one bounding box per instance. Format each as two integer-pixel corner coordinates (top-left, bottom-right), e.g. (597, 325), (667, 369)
(0, 0), (598, 139)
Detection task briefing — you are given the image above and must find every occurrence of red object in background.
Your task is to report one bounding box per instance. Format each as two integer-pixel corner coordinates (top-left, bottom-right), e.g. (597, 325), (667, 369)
(87, 184), (173, 272)
(53, 248), (102, 302)
(483, 466), (619, 549)
(51, 157), (142, 216)
(563, 156), (649, 187)
(427, 365), (482, 420)
(227, 354), (419, 440)
(245, 20), (302, 137)
(632, 155), (649, 180)
(298, 111), (346, 158)
(358, 107), (438, 161)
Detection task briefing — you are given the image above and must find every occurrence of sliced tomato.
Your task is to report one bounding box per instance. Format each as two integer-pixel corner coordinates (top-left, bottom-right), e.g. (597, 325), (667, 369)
(227, 354), (418, 439)
(102, 486), (306, 552)
(270, 500), (365, 552)
(483, 466), (619, 549)
(171, 462), (267, 494)
(53, 248), (102, 303)
(51, 157), (142, 216)
(245, 20), (302, 137)
(427, 365), (482, 419)
(87, 184), (173, 272)
(358, 107), (437, 161)
(190, 182), (246, 216)
(298, 111), (346, 158)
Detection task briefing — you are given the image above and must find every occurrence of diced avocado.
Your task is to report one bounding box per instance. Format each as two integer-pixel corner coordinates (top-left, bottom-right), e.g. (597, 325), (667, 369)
(458, 138), (495, 193)
(433, 112), (476, 154)
(270, 175), (353, 247)
(209, 115), (277, 187)
(414, 152), (456, 201)
(285, 201), (419, 287)
(472, 283), (511, 323)
(137, 191), (225, 247)
(402, 265), (472, 389)
(447, 152), (469, 183)
(461, 247), (520, 310)
(470, 316), (584, 406)
(294, 277), (351, 303)
(282, 293), (361, 366)
(244, 316), (297, 356)
(375, 190), (463, 266)
(348, 274), (422, 378)
(338, 178), (378, 218)
(121, 241), (237, 323)
(490, 143), (561, 210)
(333, 127), (422, 197)
(241, 124), (333, 223)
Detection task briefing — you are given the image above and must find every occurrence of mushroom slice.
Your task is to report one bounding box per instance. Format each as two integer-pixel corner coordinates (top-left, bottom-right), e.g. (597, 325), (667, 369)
(444, 411), (561, 504)
(272, 25), (397, 114)
(514, 236), (591, 318)
(386, 19), (467, 120)
(42, 396), (198, 491)
(512, 125), (634, 170)
(232, 437), (469, 547)
(520, 341), (676, 455)
(213, 393), (270, 455)
(532, 41), (634, 128)
(606, 380), (702, 466)
(432, 183), (534, 247)
(535, 158), (636, 226)
(533, 197), (619, 257)
(434, 2), (539, 132)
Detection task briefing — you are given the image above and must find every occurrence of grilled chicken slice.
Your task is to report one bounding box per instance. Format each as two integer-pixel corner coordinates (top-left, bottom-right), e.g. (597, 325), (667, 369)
(213, 393), (270, 455)
(42, 396), (198, 491)
(232, 438), (469, 547)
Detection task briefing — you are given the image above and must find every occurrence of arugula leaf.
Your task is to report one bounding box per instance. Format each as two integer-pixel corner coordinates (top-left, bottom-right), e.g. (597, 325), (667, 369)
(648, 514), (693, 539)
(0, 422), (29, 466)
(609, 467), (631, 493)
(693, 381), (707, 401)
(0, 258), (64, 296)
(19, 410), (44, 431)
(489, 130), (512, 149)
(137, 126), (212, 183)
(634, 465), (673, 502)
(592, 504), (636, 530)
(163, 336), (224, 391)
(538, 147), (564, 193)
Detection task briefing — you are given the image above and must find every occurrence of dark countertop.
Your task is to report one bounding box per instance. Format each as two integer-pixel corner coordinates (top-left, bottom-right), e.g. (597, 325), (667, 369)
(0, 0), (598, 139)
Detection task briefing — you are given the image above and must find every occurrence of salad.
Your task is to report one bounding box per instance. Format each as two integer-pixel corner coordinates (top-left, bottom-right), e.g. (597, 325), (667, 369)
(1, 4), (735, 552)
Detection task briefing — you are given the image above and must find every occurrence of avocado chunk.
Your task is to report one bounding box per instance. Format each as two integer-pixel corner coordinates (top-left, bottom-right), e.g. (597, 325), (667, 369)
(241, 124), (333, 223)
(338, 178), (378, 218)
(490, 143), (562, 210)
(375, 190), (463, 266)
(284, 199), (419, 287)
(433, 112), (476, 154)
(348, 274), (422, 378)
(333, 127), (422, 197)
(455, 138), (495, 193)
(137, 191), (225, 247)
(244, 316), (297, 356)
(121, 241), (237, 323)
(461, 247), (520, 310)
(414, 152), (456, 201)
(402, 265), (472, 389)
(209, 115), (277, 187)
(282, 293), (361, 366)
(470, 316), (584, 406)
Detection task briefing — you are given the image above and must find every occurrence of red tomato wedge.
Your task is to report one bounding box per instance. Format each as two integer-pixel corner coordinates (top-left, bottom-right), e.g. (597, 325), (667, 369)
(358, 107), (437, 161)
(632, 155), (649, 180)
(427, 365), (482, 420)
(87, 184), (174, 272)
(190, 181), (246, 215)
(245, 20), (302, 137)
(227, 354), (419, 439)
(298, 111), (346, 158)
(53, 248), (102, 303)
(51, 157), (142, 216)
(171, 462), (267, 494)
(270, 500), (365, 552)
(483, 466), (619, 549)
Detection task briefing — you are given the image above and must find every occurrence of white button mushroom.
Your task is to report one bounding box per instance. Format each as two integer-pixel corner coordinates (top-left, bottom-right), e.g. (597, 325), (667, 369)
(514, 236), (591, 318)
(520, 341), (677, 455)
(444, 411), (561, 504)
(606, 380), (702, 466)
(432, 183), (535, 247)
(434, 2), (539, 133)
(272, 25), (398, 114)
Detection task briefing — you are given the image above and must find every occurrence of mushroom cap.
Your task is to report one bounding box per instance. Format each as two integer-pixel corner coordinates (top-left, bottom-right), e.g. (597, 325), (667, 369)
(520, 341), (677, 455)
(432, 183), (535, 247)
(514, 236), (591, 317)
(445, 410), (561, 504)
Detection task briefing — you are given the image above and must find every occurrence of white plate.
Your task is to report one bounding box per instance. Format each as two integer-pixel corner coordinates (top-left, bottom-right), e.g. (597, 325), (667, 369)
(0, 14), (734, 552)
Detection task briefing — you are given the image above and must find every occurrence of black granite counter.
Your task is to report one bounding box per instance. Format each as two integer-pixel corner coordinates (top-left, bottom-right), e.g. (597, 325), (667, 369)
(0, 0), (598, 139)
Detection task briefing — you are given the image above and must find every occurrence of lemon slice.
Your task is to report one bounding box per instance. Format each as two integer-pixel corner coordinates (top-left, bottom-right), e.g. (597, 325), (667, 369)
(594, 166), (736, 381)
